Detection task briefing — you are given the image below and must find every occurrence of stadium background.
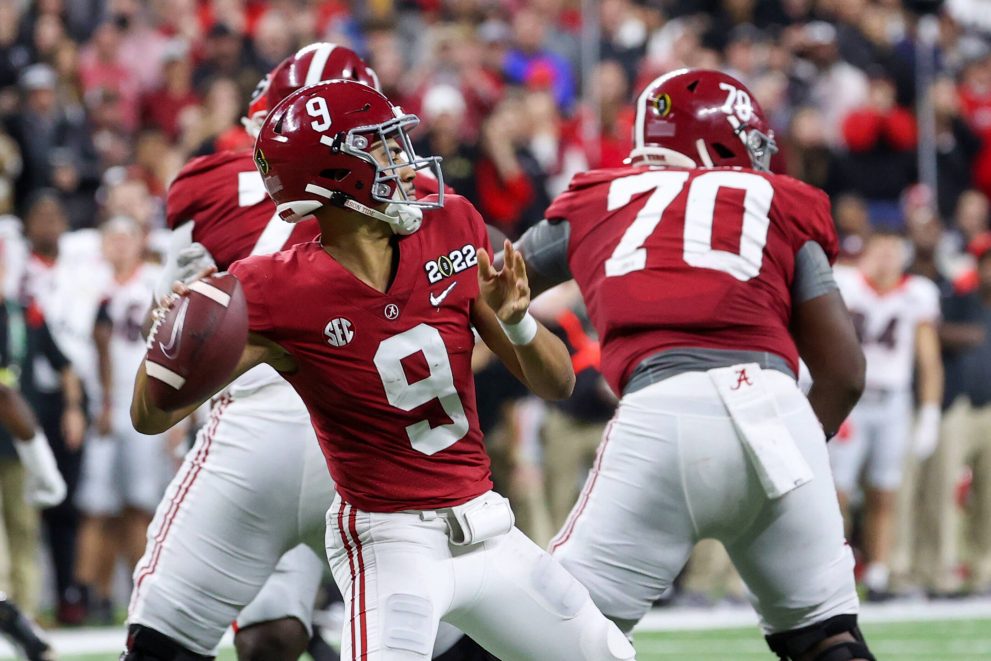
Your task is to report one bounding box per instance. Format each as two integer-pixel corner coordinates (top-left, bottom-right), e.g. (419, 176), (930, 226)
(1, 0), (991, 658)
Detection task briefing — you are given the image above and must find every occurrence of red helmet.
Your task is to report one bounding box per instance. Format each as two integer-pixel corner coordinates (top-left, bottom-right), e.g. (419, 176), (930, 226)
(629, 69), (777, 171)
(243, 43), (380, 138)
(254, 80), (443, 233)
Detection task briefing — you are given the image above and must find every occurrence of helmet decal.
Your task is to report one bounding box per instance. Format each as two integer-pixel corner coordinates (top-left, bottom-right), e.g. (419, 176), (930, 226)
(651, 92), (672, 117)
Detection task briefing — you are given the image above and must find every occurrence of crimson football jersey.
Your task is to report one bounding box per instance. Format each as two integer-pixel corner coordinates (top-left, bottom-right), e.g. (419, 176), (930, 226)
(167, 150), (447, 268)
(229, 195), (494, 512)
(167, 150), (321, 269)
(545, 165), (838, 394)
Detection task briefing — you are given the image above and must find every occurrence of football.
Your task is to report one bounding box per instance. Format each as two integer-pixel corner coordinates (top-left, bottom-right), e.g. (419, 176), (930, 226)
(144, 272), (248, 411)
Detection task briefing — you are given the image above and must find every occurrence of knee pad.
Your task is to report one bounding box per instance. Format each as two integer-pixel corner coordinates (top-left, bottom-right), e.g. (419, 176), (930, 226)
(121, 624), (213, 661)
(382, 593), (434, 657)
(765, 614), (875, 661)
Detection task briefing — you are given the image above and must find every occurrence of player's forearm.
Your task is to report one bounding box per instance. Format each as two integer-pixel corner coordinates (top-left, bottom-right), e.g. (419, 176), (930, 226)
(60, 368), (84, 410)
(130, 362), (202, 435)
(916, 323), (944, 406)
(0, 384), (39, 440)
(806, 379), (862, 437)
(510, 324), (575, 400)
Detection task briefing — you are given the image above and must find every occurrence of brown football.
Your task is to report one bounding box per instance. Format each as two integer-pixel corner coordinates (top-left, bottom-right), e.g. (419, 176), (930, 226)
(144, 273), (248, 411)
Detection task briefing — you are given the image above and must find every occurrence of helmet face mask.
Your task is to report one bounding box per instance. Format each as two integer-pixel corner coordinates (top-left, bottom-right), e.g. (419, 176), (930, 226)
(628, 68), (778, 172)
(256, 80), (445, 234)
(340, 112), (442, 209)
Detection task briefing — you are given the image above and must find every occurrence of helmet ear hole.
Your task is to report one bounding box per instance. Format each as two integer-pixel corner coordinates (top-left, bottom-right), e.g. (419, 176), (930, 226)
(273, 113), (286, 135)
(686, 79), (700, 92)
(712, 142), (736, 159)
(320, 169), (351, 182)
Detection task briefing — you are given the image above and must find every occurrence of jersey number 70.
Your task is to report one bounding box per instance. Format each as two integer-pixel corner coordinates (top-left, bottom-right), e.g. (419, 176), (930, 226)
(605, 170), (774, 282)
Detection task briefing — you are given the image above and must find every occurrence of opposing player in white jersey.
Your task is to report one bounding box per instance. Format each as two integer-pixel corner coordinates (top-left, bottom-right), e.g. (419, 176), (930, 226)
(124, 45), (377, 661)
(76, 217), (171, 617)
(830, 230), (943, 599)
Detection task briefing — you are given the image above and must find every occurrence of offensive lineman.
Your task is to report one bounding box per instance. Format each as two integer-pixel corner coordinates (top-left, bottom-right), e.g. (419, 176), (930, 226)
(124, 45), (376, 660)
(512, 69), (876, 661)
(830, 231), (943, 599)
(132, 80), (635, 661)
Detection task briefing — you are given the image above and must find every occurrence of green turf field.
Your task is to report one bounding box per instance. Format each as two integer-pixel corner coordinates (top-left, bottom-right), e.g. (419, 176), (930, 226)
(28, 618), (991, 661)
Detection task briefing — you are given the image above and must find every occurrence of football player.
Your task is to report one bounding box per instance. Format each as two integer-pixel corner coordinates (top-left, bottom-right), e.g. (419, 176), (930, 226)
(132, 80), (635, 661)
(510, 69), (876, 661)
(76, 216), (169, 621)
(124, 45), (380, 661)
(830, 230), (943, 599)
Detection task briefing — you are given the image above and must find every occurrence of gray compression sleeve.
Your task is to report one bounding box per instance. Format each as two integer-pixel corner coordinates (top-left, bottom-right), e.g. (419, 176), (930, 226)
(516, 219), (572, 285)
(793, 240), (838, 303)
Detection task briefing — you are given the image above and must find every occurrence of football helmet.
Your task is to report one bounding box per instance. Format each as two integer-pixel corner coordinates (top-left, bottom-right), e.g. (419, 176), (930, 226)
(254, 80), (443, 234)
(242, 42), (380, 138)
(628, 69), (777, 171)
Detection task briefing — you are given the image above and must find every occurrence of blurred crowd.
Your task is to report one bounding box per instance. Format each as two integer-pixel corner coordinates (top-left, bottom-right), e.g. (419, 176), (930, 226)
(2, 0), (991, 629)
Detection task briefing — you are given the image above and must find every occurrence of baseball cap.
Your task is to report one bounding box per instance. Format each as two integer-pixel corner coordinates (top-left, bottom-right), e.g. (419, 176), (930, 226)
(19, 64), (57, 91)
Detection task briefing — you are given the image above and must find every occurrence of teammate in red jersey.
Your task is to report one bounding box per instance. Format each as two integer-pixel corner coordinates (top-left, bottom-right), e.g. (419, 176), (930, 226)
(512, 69), (875, 661)
(125, 44), (381, 661)
(132, 81), (635, 661)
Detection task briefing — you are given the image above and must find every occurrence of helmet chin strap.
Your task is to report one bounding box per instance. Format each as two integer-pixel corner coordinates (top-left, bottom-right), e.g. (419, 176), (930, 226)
(341, 197), (422, 235)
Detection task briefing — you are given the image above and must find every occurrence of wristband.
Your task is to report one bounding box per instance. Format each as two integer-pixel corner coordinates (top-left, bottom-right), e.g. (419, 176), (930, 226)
(498, 312), (538, 346)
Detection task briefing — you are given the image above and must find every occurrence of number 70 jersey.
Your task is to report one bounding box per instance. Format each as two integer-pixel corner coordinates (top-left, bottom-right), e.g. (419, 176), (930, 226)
(544, 165), (839, 394)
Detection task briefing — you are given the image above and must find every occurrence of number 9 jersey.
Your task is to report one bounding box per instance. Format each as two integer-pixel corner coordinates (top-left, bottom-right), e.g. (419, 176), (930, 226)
(229, 195), (493, 513)
(543, 165), (839, 395)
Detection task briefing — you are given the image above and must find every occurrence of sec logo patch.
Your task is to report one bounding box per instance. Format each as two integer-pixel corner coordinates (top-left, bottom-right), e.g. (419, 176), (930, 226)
(324, 317), (354, 347)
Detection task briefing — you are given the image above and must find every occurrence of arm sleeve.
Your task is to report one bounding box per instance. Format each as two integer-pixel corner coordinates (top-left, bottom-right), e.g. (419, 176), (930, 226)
(792, 241), (839, 303)
(516, 219), (572, 286)
(229, 258), (274, 335)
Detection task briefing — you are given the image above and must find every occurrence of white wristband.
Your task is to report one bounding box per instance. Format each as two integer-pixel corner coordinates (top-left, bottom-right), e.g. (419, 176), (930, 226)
(499, 312), (538, 346)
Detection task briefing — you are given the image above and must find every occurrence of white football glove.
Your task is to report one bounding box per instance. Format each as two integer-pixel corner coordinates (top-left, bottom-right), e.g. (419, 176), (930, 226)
(176, 242), (217, 283)
(14, 432), (67, 508)
(913, 403), (942, 460)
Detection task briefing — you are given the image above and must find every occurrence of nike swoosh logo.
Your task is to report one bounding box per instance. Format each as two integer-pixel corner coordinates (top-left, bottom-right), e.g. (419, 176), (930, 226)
(430, 281), (458, 307)
(159, 297), (189, 359)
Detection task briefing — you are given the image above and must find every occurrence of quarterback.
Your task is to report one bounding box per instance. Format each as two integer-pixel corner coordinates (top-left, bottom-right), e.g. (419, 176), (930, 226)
(125, 44), (377, 661)
(132, 80), (635, 661)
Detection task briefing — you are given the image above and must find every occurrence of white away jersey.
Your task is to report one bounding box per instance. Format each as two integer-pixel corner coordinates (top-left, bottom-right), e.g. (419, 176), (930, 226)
(834, 265), (940, 391)
(98, 263), (160, 412)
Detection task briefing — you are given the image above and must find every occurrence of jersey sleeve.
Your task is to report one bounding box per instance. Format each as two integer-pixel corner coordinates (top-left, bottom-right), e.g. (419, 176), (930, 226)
(777, 177), (839, 264)
(165, 161), (202, 231)
(229, 257), (274, 334)
(544, 186), (582, 225)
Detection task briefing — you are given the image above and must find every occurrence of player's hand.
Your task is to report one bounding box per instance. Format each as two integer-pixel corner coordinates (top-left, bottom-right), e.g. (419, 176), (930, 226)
(14, 434), (67, 508)
(62, 405), (87, 451)
(478, 240), (530, 324)
(147, 264), (218, 348)
(176, 243), (217, 285)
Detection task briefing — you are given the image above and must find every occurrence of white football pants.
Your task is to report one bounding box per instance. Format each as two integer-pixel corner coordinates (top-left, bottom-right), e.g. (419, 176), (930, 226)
(128, 382), (332, 655)
(551, 370), (859, 634)
(326, 491), (636, 661)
